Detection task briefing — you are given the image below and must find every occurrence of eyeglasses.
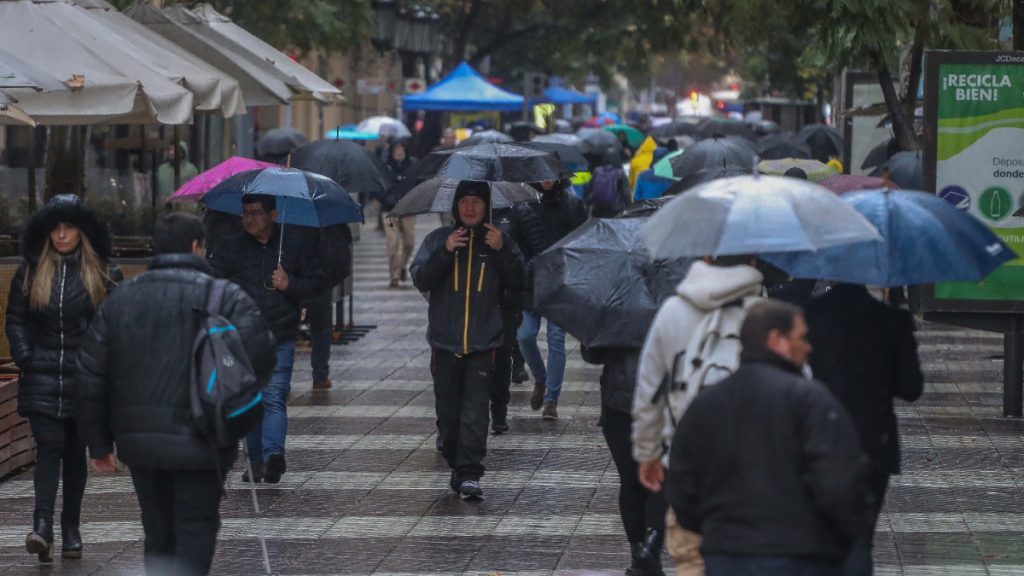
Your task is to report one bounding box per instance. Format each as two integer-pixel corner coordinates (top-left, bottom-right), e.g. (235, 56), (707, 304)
(243, 209), (269, 219)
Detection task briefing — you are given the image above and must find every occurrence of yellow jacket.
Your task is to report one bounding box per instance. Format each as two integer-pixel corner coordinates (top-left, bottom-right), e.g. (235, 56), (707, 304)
(628, 137), (658, 198)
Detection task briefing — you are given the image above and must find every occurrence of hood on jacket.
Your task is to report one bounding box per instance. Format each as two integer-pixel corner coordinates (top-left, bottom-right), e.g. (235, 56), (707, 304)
(21, 194), (112, 265)
(452, 180), (491, 227)
(677, 260), (763, 311)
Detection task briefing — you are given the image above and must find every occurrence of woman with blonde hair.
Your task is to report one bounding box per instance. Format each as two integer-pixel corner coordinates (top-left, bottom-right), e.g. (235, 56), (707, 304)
(5, 194), (119, 563)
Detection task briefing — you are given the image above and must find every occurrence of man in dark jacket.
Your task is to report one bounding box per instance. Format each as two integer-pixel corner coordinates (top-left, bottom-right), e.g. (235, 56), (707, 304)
(804, 284), (923, 576)
(209, 194), (325, 483)
(518, 178), (588, 419)
(77, 213), (275, 576)
(410, 181), (524, 499)
(381, 139), (419, 287)
(668, 299), (874, 576)
(298, 223), (353, 391)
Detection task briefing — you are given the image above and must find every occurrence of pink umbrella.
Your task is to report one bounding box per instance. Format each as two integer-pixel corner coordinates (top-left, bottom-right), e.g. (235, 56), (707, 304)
(169, 156), (280, 202)
(820, 174), (899, 194)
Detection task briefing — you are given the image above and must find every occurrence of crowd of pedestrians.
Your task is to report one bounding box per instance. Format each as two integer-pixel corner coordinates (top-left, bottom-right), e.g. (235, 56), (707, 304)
(3, 121), (925, 576)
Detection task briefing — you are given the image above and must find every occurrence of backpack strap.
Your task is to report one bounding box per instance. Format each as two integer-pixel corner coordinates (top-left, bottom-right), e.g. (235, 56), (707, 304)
(206, 279), (230, 317)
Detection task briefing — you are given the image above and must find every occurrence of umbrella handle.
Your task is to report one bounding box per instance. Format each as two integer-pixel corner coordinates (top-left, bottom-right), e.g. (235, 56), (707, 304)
(278, 198), (286, 267)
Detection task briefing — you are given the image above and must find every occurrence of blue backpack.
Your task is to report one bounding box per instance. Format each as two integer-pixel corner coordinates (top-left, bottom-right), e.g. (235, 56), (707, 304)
(590, 165), (624, 214)
(190, 279), (263, 449)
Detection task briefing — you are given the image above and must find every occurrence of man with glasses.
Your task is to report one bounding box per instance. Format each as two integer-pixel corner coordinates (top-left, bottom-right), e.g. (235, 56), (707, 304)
(210, 194), (325, 484)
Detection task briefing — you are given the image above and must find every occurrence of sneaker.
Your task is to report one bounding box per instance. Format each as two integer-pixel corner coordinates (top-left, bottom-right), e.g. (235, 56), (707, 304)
(542, 401), (558, 420)
(312, 378), (332, 390)
(263, 453), (286, 484)
(458, 480), (483, 500)
(242, 463), (263, 483)
(530, 381), (546, 410)
(511, 367), (529, 383)
(492, 420), (509, 435)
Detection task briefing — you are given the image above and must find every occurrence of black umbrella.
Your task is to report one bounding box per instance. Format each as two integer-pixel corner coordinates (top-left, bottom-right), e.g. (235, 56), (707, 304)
(514, 141), (589, 172)
(509, 122), (543, 142)
(665, 165), (753, 196)
(619, 195), (676, 217)
(870, 151), (922, 189)
(389, 178), (538, 218)
(436, 143), (566, 183)
(533, 132), (581, 146)
(669, 137), (757, 180)
(458, 130), (513, 147)
(649, 120), (699, 139)
(860, 138), (898, 169)
(290, 139), (393, 197)
(532, 216), (693, 348)
(256, 128), (308, 158)
(576, 128), (623, 163)
(414, 148), (458, 181)
(753, 120), (781, 135)
(697, 117), (754, 139)
(797, 124), (843, 162)
(757, 134), (812, 160)
(725, 135), (759, 154)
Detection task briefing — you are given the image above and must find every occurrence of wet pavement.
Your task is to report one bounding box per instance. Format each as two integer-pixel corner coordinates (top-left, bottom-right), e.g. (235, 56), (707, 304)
(1, 218), (1024, 575)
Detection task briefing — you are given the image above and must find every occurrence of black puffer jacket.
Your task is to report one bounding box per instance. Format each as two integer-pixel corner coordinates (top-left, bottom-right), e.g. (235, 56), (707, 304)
(493, 204), (546, 262)
(6, 195), (117, 419)
(76, 255), (276, 470)
(524, 184), (588, 253)
(580, 346), (640, 415)
(209, 226), (325, 343)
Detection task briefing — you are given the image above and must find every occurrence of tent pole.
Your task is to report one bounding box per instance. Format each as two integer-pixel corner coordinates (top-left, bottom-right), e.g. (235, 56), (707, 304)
(26, 127), (37, 213)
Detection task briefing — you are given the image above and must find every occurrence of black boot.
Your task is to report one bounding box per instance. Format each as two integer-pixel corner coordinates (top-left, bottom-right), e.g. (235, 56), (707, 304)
(636, 528), (665, 576)
(25, 512), (53, 563)
(61, 513), (83, 559)
(626, 542), (645, 576)
(491, 405), (509, 434)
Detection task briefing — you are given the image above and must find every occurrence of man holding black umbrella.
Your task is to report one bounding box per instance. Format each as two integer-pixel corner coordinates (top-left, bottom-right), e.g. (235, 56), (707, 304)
(410, 181), (524, 499)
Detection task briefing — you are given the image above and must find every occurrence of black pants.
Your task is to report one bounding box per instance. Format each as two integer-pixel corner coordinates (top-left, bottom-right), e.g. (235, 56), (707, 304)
(840, 469), (891, 576)
(490, 311), (520, 420)
(304, 288), (333, 383)
(27, 415), (87, 527)
(601, 408), (666, 544)
(432, 349), (493, 482)
(130, 468), (224, 576)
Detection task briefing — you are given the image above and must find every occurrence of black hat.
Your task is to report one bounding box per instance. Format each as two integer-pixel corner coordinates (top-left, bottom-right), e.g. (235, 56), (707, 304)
(451, 180), (491, 225)
(21, 194), (112, 264)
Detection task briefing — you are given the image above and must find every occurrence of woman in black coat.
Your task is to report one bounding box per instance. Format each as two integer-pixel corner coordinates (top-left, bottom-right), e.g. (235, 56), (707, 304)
(5, 195), (119, 563)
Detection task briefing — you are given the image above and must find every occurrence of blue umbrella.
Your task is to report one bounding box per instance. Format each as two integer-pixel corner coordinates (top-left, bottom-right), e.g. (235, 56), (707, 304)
(761, 189), (1016, 287)
(324, 127), (379, 140)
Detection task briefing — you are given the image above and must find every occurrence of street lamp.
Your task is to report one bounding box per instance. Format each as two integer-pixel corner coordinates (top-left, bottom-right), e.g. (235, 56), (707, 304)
(371, 0), (397, 51)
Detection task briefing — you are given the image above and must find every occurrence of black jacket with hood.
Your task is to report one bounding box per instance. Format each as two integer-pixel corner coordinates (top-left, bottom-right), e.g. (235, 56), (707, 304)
(667, 350), (875, 563)
(6, 195), (119, 419)
(524, 180), (588, 253)
(411, 183), (525, 355)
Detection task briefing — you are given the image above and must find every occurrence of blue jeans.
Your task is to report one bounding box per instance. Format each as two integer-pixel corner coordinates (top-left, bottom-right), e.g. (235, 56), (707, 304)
(516, 310), (566, 403)
(247, 341), (296, 464)
(706, 554), (839, 576)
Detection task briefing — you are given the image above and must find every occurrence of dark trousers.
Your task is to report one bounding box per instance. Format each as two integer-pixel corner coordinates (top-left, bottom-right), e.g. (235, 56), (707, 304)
(130, 468), (224, 576)
(27, 415), (87, 527)
(305, 288), (333, 383)
(490, 311), (520, 421)
(706, 555), (839, 576)
(840, 469), (891, 576)
(600, 408), (666, 543)
(432, 349), (493, 482)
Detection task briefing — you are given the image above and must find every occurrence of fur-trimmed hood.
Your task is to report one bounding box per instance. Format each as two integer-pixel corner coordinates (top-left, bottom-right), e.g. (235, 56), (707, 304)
(21, 194), (112, 265)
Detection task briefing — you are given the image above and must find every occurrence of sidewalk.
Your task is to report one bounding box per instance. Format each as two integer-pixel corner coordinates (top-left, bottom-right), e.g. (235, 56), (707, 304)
(0, 217), (1022, 575)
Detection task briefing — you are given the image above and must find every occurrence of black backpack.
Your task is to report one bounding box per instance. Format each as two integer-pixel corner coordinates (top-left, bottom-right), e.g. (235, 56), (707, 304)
(190, 279), (263, 448)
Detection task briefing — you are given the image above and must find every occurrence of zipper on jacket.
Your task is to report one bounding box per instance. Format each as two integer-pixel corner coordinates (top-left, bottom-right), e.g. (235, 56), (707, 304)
(477, 262), (485, 292)
(462, 232), (474, 354)
(454, 249), (459, 291)
(57, 260), (66, 418)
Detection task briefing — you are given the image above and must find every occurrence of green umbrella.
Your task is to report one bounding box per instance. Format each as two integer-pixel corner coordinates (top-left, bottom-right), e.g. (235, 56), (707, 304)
(758, 158), (839, 183)
(652, 150), (684, 180)
(603, 124), (645, 148)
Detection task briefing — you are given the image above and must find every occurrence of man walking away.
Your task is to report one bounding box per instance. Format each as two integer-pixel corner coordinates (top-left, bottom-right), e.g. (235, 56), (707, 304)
(209, 194), (325, 483)
(301, 223), (353, 391)
(667, 299), (874, 576)
(519, 178), (587, 419)
(77, 213), (275, 576)
(411, 181), (524, 499)
(804, 284), (923, 576)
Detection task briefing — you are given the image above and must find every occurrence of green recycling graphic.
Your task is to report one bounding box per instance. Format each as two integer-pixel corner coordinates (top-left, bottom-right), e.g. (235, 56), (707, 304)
(935, 61), (1024, 301)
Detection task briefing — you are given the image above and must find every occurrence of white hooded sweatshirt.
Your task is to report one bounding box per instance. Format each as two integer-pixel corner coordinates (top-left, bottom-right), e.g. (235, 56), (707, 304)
(631, 260), (764, 465)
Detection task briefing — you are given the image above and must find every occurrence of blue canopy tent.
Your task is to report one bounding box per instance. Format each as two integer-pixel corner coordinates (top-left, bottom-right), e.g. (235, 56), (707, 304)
(531, 83), (597, 106)
(403, 62), (524, 111)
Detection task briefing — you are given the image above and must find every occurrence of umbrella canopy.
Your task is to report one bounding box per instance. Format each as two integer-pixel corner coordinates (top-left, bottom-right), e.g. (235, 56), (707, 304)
(757, 158), (839, 183)
(821, 175), (897, 194)
(389, 178), (538, 218)
(203, 167), (363, 228)
(797, 124), (843, 163)
(402, 62), (523, 111)
(697, 117), (754, 139)
(290, 139), (393, 197)
(553, 118), (573, 134)
(870, 151), (922, 190)
(0, 93), (36, 126)
(620, 195), (675, 217)
(458, 130), (513, 147)
(669, 137), (757, 180)
(324, 127), (379, 140)
(533, 132), (580, 146)
(860, 138), (897, 169)
(761, 189), (1015, 286)
(170, 156), (279, 202)
(642, 175), (882, 259)
(515, 141), (589, 172)
(356, 115), (411, 138)
(414, 148), (458, 181)
(663, 165), (752, 196)
(576, 128), (623, 163)
(584, 115), (618, 128)
(649, 120), (699, 139)
(604, 124), (645, 149)
(752, 120), (781, 135)
(531, 84), (597, 105)
(757, 135), (812, 160)
(651, 150), (684, 180)
(257, 128), (308, 158)
(533, 216), (693, 348)
(435, 143), (565, 183)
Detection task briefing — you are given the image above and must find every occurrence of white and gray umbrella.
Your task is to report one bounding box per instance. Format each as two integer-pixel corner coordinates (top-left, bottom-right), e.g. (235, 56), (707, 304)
(357, 116), (411, 138)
